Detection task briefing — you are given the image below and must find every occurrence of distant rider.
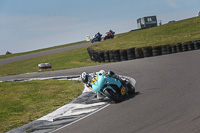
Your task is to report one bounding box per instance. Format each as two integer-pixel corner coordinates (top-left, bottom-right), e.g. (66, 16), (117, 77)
(94, 32), (102, 40)
(109, 30), (115, 38)
(109, 30), (114, 34)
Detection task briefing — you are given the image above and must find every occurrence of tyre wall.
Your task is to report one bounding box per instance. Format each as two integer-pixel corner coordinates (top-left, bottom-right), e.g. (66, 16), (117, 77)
(87, 40), (200, 63)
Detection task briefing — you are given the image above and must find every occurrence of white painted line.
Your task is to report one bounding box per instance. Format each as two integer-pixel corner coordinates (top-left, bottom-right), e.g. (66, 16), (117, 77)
(50, 104), (110, 133)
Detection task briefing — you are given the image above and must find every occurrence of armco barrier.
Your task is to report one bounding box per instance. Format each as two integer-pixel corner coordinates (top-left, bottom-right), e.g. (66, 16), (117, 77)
(87, 40), (200, 63)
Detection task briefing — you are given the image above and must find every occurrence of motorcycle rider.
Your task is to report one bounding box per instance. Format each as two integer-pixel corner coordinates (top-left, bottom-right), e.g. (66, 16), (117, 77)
(109, 30), (114, 34)
(94, 32), (101, 40)
(109, 30), (115, 39)
(80, 70), (123, 100)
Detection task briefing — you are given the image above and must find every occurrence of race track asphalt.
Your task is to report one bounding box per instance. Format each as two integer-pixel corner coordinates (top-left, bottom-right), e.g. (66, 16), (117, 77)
(53, 50), (200, 133)
(1, 48), (200, 133)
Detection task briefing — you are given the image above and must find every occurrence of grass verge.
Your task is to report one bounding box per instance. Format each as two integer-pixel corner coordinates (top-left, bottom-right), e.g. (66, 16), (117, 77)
(0, 79), (84, 133)
(90, 17), (200, 50)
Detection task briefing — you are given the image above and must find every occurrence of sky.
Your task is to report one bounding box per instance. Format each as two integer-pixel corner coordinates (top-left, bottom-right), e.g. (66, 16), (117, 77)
(0, 0), (199, 55)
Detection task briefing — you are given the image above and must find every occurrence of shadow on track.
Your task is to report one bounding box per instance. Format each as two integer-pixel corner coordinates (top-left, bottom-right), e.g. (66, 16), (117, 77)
(109, 91), (140, 104)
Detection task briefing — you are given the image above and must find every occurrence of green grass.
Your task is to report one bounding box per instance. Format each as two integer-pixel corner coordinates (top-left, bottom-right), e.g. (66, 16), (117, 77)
(0, 80), (84, 133)
(0, 41), (87, 60)
(90, 17), (200, 50)
(0, 47), (102, 75)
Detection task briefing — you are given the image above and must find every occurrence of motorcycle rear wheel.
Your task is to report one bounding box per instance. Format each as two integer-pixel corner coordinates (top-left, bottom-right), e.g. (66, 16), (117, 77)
(104, 89), (123, 102)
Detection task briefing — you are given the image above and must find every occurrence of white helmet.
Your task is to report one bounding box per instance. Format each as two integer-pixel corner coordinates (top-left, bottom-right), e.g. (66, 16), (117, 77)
(80, 72), (89, 83)
(98, 70), (106, 76)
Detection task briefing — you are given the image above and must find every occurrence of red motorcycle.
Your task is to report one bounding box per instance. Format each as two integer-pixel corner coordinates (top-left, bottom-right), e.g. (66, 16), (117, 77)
(104, 31), (115, 40)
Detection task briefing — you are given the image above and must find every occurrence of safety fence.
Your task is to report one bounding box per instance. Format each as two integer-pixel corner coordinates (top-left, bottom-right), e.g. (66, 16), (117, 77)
(87, 40), (200, 62)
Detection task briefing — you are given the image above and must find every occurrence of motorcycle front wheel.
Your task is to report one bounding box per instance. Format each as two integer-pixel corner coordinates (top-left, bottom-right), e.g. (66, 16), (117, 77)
(104, 89), (123, 102)
(127, 83), (135, 94)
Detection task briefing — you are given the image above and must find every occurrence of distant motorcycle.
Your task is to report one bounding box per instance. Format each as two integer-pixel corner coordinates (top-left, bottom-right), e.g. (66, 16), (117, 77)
(91, 33), (102, 43)
(104, 31), (115, 40)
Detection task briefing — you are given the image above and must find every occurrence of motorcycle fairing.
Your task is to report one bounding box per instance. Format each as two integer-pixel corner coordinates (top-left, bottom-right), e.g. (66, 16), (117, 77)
(102, 85), (117, 94)
(91, 74), (121, 92)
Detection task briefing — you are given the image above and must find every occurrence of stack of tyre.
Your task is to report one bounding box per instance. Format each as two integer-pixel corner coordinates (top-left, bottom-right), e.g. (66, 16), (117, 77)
(87, 40), (200, 62)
